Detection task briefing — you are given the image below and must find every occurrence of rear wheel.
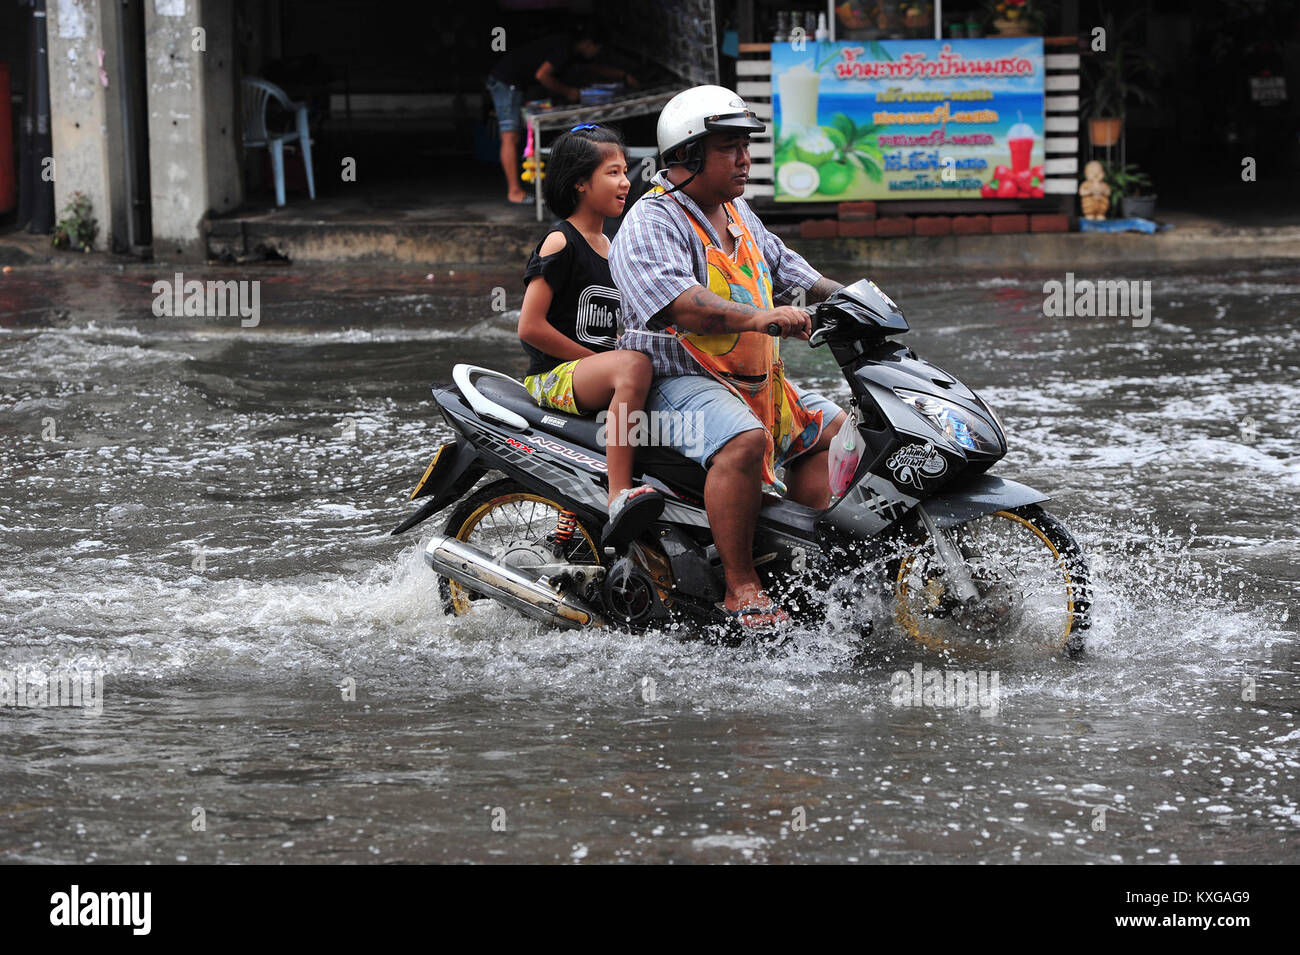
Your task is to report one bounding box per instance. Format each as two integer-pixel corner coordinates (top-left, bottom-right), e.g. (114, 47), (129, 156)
(436, 478), (601, 617)
(893, 504), (1090, 657)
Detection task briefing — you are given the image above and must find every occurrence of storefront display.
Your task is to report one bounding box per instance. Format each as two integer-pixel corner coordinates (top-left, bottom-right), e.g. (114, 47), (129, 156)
(771, 37), (1045, 201)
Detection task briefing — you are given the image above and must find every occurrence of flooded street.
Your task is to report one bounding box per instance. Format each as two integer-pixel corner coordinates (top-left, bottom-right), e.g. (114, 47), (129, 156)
(1, 261), (1297, 864)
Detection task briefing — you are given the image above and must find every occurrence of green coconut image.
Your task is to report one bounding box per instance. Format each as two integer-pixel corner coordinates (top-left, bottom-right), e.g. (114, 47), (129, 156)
(791, 127), (843, 166)
(776, 114), (886, 201)
(777, 161), (819, 198)
(818, 160), (853, 196)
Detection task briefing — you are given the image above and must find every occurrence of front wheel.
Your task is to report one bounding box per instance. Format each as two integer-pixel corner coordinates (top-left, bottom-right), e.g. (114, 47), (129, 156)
(893, 504), (1091, 658)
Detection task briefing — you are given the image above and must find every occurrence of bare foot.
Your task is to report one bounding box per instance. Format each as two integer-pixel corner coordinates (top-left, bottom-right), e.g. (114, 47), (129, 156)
(507, 190), (529, 203)
(723, 587), (789, 627)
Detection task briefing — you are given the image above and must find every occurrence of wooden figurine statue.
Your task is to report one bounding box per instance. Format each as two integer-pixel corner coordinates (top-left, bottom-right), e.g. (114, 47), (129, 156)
(1079, 160), (1111, 220)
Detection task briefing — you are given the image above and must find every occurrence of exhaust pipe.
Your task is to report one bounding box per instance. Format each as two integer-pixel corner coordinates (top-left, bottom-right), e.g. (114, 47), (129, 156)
(424, 534), (602, 629)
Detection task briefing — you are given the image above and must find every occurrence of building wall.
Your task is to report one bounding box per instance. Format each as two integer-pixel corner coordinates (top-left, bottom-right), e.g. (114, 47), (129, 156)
(42, 0), (242, 257)
(45, 0), (126, 250)
(143, 0), (242, 259)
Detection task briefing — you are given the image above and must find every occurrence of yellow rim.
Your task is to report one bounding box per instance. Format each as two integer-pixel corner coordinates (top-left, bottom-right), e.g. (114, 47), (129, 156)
(895, 509), (1078, 654)
(447, 493), (597, 616)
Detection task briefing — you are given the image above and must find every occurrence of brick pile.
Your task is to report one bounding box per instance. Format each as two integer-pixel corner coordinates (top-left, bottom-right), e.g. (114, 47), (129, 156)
(797, 202), (1071, 239)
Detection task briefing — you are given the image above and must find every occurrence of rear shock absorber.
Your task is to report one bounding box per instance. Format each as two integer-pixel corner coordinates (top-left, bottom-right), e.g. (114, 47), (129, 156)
(554, 509), (578, 547)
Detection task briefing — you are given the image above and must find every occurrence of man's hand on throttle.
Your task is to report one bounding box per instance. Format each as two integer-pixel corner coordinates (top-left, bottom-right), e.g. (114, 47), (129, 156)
(758, 306), (811, 340)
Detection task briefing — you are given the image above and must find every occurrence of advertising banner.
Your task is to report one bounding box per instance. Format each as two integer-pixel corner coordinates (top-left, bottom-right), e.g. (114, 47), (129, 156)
(772, 38), (1046, 201)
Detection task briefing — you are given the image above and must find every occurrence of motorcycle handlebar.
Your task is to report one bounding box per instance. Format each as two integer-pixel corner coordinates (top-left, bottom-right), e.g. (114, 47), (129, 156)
(766, 306), (818, 338)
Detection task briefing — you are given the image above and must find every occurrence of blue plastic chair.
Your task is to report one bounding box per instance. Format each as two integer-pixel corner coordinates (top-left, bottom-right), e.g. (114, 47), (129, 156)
(241, 77), (316, 207)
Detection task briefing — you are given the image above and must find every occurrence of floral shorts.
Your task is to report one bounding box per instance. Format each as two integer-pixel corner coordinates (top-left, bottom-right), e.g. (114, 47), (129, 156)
(524, 360), (581, 415)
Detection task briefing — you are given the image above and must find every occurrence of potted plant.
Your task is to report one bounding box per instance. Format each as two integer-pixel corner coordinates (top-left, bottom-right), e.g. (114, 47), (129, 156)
(984, 0), (1048, 37)
(1082, 9), (1155, 147)
(1084, 77), (1124, 147)
(51, 192), (98, 252)
(1103, 161), (1157, 219)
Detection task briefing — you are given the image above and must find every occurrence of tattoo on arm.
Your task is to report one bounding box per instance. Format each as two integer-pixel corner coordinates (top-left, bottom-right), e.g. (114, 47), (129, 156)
(808, 277), (845, 303)
(684, 288), (755, 334)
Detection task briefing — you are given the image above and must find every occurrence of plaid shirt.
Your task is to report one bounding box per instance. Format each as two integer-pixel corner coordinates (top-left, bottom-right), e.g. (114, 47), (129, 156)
(610, 171), (823, 377)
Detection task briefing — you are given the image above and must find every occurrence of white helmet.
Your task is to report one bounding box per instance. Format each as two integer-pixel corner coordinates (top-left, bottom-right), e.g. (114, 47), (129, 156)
(656, 85), (766, 162)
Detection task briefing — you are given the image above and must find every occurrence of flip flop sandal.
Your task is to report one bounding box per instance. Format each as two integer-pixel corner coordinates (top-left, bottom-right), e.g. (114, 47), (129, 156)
(716, 595), (791, 630)
(602, 485), (664, 551)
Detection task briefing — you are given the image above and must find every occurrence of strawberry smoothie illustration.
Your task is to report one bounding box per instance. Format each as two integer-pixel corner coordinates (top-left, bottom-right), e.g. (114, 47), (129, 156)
(1007, 119), (1035, 173)
(981, 118), (1042, 198)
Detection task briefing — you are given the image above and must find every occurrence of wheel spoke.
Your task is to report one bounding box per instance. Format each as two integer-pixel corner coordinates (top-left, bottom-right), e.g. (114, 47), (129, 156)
(895, 509), (1085, 654)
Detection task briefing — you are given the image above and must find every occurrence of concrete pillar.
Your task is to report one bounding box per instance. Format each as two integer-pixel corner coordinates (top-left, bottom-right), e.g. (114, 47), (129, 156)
(143, 0), (242, 260)
(45, 0), (129, 251)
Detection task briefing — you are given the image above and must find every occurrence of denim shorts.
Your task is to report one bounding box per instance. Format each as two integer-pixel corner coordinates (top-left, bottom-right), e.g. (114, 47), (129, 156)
(646, 373), (843, 468)
(485, 76), (524, 134)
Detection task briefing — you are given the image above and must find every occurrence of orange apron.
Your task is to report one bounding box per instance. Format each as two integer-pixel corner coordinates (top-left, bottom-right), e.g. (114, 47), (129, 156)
(654, 186), (822, 493)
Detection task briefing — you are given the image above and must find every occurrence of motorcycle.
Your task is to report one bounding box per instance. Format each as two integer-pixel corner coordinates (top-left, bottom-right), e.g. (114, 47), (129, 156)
(391, 279), (1091, 656)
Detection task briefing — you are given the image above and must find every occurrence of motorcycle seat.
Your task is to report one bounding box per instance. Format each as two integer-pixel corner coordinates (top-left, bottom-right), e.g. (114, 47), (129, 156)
(477, 374), (602, 442)
(476, 375), (709, 493)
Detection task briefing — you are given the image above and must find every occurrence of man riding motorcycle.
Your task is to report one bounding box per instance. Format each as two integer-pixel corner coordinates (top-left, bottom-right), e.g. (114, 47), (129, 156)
(609, 85), (848, 628)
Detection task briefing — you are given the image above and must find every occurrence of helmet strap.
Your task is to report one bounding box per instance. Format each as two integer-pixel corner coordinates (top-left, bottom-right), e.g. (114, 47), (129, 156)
(658, 143), (704, 197)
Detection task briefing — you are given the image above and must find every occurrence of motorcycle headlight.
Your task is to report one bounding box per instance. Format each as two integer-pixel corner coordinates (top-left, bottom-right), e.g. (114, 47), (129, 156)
(895, 389), (1002, 454)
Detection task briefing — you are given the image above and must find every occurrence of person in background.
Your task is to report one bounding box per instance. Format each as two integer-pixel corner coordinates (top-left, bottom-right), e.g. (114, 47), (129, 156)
(518, 124), (663, 548)
(485, 23), (640, 204)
